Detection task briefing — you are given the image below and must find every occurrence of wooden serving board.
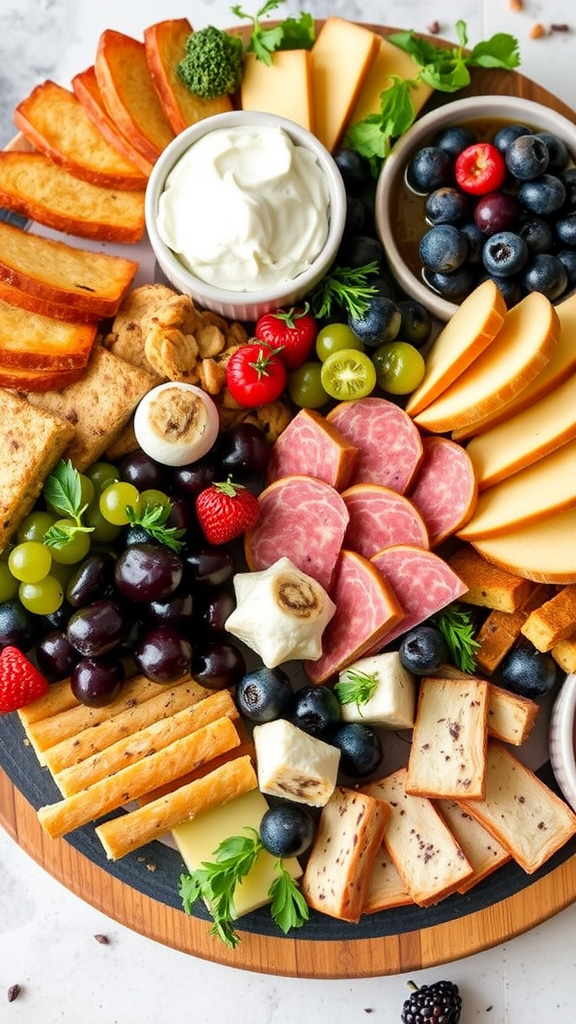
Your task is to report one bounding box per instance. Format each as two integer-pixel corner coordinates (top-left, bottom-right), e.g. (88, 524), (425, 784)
(2, 25), (576, 978)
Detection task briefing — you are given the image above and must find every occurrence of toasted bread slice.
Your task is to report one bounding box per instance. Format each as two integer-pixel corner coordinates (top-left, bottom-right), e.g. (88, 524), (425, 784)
(474, 584), (555, 675)
(0, 389), (75, 553)
(0, 279), (92, 324)
(0, 363), (84, 392)
(144, 19), (233, 134)
(72, 66), (154, 178)
(448, 545), (535, 612)
(95, 29), (175, 164)
(0, 297), (96, 369)
(0, 151), (145, 243)
(13, 80), (148, 191)
(0, 221), (137, 320)
(520, 584), (576, 652)
(552, 637), (576, 673)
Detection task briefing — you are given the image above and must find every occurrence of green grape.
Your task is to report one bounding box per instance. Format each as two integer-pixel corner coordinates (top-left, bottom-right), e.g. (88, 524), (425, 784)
(78, 473), (96, 508)
(99, 481), (141, 526)
(139, 489), (171, 512)
(372, 341), (426, 395)
(315, 323), (364, 361)
(84, 502), (122, 543)
(17, 510), (57, 543)
(49, 520), (92, 565)
(19, 576), (64, 615)
(49, 559), (75, 587)
(86, 461), (119, 493)
(320, 348), (377, 400)
(0, 561), (19, 602)
(8, 541), (52, 583)
(287, 361), (330, 409)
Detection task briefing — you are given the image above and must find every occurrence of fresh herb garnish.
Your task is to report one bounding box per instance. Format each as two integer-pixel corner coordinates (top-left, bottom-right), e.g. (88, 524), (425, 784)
(42, 460), (94, 548)
(346, 21), (520, 174)
(433, 603), (480, 674)
(231, 0), (315, 66)
(126, 501), (185, 553)
(334, 669), (378, 713)
(309, 261), (380, 319)
(179, 828), (309, 947)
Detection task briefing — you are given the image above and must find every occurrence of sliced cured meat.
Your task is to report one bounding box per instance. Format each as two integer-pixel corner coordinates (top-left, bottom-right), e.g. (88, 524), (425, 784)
(369, 544), (468, 649)
(342, 483), (429, 559)
(304, 549), (404, 685)
(408, 436), (478, 547)
(326, 396), (423, 492)
(266, 408), (358, 490)
(244, 474), (349, 593)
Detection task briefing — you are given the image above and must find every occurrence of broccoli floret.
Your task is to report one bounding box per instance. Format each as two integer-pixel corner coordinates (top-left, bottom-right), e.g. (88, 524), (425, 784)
(177, 26), (245, 100)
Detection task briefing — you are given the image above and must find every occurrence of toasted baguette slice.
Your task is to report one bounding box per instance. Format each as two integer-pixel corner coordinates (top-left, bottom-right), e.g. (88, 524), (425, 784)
(435, 799), (511, 892)
(72, 66), (154, 177)
(0, 296), (96, 369)
(144, 19), (233, 134)
(406, 676), (489, 800)
(0, 152), (145, 243)
(521, 584), (576, 652)
(472, 507), (576, 585)
(0, 221), (137, 320)
(95, 29), (175, 164)
(0, 389), (75, 554)
(457, 742), (576, 874)
(13, 80), (148, 190)
(0, 362), (84, 392)
(448, 545), (535, 612)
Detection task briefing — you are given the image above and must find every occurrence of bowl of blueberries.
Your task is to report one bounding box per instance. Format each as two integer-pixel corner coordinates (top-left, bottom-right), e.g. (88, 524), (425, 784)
(375, 95), (576, 320)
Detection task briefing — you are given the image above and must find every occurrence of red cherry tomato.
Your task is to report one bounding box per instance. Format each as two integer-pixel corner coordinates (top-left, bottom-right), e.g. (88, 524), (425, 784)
(255, 305), (319, 370)
(455, 143), (506, 195)
(226, 342), (287, 407)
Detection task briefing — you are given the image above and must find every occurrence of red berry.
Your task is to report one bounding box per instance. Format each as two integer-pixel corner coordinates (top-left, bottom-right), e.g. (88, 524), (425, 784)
(0, 646), (49, 713)
(455, 142), (506, 195)
(255, 306), (319, 370)
(196, 478), (260, 545)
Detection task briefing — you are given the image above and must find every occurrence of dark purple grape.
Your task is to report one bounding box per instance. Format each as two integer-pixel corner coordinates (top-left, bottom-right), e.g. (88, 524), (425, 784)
(35, 629), (79, 681)
(474, 191), (520, 235)
(65, 552), (116, 608)
(146, 586), (194, 627)
(0, 598), (37, 651)
(122, 524), (159, 547)
(70, 655), (125, 707)
(199, 590), (236, 633)
(172, 459), (217, 501)
(120, 450), (169, 491)
(166, 495), (194, 532)
(214, 424), (270, 480)
(114, 543), (182, 602)
(183, 545), (235, 589)
(66, 599), (129, 657)
(133, 624), (192, 683)
(191, 642), (246, 691)
(45, 602), (75, 631)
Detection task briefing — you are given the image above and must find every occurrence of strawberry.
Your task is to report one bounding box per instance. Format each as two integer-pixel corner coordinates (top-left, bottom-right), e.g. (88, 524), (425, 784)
(196, 477), (260, 545)
(0, 646), (49, 714)
(255, 304), (318, 370)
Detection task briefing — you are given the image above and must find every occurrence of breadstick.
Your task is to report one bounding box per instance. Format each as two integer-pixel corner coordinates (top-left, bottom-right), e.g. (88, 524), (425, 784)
(37, 716), (240, 839)
(17, 677), (78, 726)
(95, 755), (258, 860)
(137, 738), (256, 805)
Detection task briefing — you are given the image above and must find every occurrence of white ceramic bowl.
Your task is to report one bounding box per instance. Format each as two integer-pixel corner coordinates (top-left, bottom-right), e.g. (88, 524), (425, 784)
(375, 95), (576, 321)
(549, 673), (576, 813)
(145, 110), (347, 322)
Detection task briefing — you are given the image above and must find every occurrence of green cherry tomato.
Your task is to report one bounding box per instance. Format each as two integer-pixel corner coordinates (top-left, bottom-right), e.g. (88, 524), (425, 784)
(320, 348), (377, 401)
(372, 341), (426, 395)
(287, 361), (330, 409)
(315, 322), (364, 361)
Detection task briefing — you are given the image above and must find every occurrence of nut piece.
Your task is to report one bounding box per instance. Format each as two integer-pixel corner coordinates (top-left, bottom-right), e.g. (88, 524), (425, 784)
(529, 22), (547, 38)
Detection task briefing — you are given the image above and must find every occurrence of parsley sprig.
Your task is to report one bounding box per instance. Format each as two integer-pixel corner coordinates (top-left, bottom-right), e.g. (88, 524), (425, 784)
(231, 0), (315, 65)
(309, 261), (380, 319)
(334, 669), (378, 714)
(179, 828), (309, 947)
(433, 603), (480, 674)
(42, 460), (94, 549)
(346, 21), (520, 173)
(126, 502), (185, 553)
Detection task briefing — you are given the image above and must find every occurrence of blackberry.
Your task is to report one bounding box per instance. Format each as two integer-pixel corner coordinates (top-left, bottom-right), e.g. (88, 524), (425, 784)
(400, 980), (462, 1024)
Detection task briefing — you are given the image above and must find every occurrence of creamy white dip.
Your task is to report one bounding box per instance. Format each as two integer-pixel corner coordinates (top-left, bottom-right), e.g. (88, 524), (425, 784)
(157, 125), (330, 292)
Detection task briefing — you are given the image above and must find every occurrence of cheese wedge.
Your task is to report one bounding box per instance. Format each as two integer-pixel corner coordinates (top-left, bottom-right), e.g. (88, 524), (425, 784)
(310, 18), (380, 151)
(348, 35), (433, 127)
(471, 506), (576, 584)
(413, 292), (559, 433)
(404, 280), (506, 418)
(457, 437), (576, 540)
(240, 50), (314, 131)
(452, 289), (576, 439)
(465, 371), (576, 490)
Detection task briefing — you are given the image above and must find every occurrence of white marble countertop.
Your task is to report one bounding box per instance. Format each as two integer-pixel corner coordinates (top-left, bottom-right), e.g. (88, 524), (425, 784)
(1, 1), (576, 1020)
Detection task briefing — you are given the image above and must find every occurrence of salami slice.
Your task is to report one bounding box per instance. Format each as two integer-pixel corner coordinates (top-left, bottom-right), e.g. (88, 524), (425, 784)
(266, 408), (358, 490)
(342, 483), (429, 559)
(369, 544), (468, 649)
(244, 474), (349, 593)
(326, 397), (423, 492)
(408, 436), (478, 547)
(304, 549), (404, 684)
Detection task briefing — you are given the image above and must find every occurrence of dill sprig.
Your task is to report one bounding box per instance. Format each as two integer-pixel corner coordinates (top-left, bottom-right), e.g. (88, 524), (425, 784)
(433, 603), (480, 674)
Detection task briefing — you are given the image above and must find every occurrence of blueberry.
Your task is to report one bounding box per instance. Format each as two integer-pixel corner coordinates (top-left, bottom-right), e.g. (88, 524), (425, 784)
(557, 249), (576, 286)
(492, 122), (531, 156)
(425, 265), (477, 301)
(397, 299), (432, 348)
(460, 222), (485, 264)
(0, 598), (37, 651)
(505, 134), (550, 180)
(555, 211), (576, 248)
(500, 641), (558, 698)
(338, 234), (384, 272)
(432, 125), (476, 159)
(482, 231), (528, 277)
(348, 295), (401, 347)
(259, 803), (316, 858)
(407, 145), (453, 193)
(560, 167), (576, 208)
(331, 722), (383, 778)
(480, 273), (523, 308)
(522, 253), (568, 300)
(370, 274), (396, 300)
(333, 147), (371, 191)
(235, 667), (293, 723)
(518, 174), (566, 216)
(419, 224), (468, 273)
(518, 216), (554, 254)
(291, 685), (341, 738)
(399, 625), (448, 674)
(425, 186), (470, 225)
(536, 131), (570, 174)
(343, 195), (368, 238)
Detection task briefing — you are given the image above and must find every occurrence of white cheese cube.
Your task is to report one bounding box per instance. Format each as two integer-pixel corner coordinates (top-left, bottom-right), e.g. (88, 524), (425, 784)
(337, 652), (416, 728)
(253, 719), (340, 807)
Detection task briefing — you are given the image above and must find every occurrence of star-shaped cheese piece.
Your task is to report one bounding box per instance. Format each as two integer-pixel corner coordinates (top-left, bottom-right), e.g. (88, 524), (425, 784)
(225, 556), (336, 668)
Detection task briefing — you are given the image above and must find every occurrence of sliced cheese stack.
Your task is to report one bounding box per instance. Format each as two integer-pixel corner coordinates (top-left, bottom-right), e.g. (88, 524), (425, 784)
(310, 17), (380, 151)
(240, 50), (314, 131)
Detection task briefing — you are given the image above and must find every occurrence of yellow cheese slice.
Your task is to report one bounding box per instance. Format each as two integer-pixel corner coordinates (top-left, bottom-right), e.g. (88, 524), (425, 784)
(310, 17), (380, 151)
(172, 788), (301, 919)
(348, 35), (433, 127)
(413, 292), (559, 433)
(240, 50), (314, 131)
(465, 371), (576, 490)
(405, 280), (506, 418)
(457, 437), (576, 540)
(453, 289), (576, 439)
(471, 507), (576, 585)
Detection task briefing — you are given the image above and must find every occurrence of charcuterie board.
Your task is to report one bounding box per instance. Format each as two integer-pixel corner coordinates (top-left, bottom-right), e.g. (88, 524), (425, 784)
(1, 24), (576, 979)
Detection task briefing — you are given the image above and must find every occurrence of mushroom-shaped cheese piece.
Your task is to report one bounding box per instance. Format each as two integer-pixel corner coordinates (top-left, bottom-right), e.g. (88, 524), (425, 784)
(134, 381), (219, 466)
